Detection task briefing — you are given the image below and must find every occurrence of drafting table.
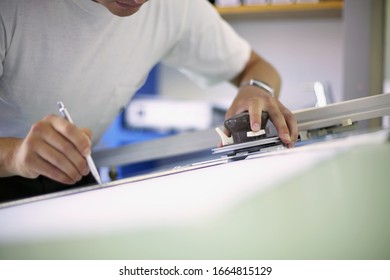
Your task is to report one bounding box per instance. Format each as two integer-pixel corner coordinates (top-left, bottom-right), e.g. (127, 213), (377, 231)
(0, 95), (390, 259)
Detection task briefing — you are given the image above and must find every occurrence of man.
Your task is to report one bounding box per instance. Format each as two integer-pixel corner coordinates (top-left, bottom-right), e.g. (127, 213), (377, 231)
(0, 0), (297, 202)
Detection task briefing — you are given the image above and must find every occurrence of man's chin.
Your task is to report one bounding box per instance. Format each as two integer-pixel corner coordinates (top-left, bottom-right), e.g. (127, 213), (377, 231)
(98, 1), (143, 17)
(111, 9), (140, 17)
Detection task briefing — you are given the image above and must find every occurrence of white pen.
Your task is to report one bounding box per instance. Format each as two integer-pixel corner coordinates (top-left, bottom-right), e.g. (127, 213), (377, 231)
(57, 101), (103, 185)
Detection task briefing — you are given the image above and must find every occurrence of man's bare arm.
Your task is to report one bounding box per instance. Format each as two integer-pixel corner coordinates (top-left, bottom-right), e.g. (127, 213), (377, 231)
(228, 50), (298, 147)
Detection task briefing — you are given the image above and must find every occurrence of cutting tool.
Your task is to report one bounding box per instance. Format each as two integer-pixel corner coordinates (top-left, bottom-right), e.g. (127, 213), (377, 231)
(212, 111), (286, 158)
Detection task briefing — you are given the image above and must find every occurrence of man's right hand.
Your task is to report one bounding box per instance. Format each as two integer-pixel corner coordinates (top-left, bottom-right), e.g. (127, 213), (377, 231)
(1, 115), (93, 184)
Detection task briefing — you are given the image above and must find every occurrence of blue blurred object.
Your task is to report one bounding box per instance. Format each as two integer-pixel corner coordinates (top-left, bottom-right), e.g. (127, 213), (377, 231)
(98, 64), (176, 179)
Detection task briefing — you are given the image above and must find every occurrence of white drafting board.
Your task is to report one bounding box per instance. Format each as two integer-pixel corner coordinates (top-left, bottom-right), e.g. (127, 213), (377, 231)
(0, 129), (388, 246)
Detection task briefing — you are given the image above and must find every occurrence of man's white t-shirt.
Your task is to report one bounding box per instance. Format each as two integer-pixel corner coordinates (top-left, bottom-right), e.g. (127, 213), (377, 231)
(0, 0), (250, 143)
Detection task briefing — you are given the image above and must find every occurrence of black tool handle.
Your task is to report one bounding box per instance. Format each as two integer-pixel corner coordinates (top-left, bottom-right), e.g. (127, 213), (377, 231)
(224, 111), (269, 144)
